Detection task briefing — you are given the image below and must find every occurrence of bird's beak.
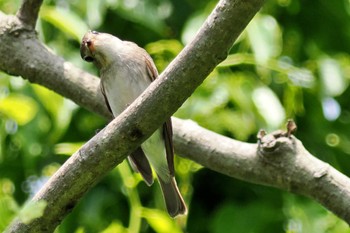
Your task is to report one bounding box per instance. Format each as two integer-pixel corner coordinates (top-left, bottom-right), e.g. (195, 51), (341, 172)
(80, 31), (96, 62)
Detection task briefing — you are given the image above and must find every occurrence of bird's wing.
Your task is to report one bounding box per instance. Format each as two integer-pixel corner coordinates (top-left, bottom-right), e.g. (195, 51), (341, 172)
(129, 147), (154, 186)
(100, 81), (113, 114)
(144, 54), (175, 176)
(144, 53), (158, 81)
(101, 77), (154, 185)
(163, 119), (175, 175)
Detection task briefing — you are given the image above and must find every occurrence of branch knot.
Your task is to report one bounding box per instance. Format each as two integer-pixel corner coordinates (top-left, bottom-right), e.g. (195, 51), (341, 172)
(258, 130), (296, 156)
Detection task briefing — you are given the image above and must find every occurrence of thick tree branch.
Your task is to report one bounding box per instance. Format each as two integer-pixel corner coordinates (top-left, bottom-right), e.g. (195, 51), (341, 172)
(3, 0), (265, 232)
(16, 0), (43, 30)
(172, 119), (350, 223)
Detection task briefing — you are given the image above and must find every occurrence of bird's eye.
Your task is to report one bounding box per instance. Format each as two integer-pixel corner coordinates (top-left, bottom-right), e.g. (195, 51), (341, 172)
(91, 31), (99, 35)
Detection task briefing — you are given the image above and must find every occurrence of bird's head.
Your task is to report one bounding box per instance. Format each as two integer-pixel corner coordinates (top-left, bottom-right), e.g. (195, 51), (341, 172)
(80, 30), (122, 69)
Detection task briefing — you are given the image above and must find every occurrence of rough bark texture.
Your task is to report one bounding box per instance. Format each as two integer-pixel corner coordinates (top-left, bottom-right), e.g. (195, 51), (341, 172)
(16, 0), (43, 30)
(173, 119), (350, 223)
(2, 0), (350, 232)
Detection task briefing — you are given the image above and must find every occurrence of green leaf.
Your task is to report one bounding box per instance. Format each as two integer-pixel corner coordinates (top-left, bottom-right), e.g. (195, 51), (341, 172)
(181, 13), (206, 45)
(32, 84), (76, 142)
(252, 86), (285, 130)
(112, 1), (167, 34)
(145, 40), (183, 71)
(86, 0), (104, 28)
(247, 14), (282, 65)
(284, 195), (350, 233)
(54, 142), (85, 156)
(40, 6), (89, 42)
(142, 208), (183, 233)
(31, 84), (63, 117)
(101, 221), (128, 233)
(74, 227), (86, 233)
(211, 202), (281, 233)
(18, 200), (47, 224)
(0, 94), (38, 125)
(0, 195), (19, 232)
(319, 57), (347, 97)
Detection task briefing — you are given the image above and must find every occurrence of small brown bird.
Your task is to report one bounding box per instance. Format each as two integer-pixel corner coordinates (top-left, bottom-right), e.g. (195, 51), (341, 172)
(80, 31), (187, 217)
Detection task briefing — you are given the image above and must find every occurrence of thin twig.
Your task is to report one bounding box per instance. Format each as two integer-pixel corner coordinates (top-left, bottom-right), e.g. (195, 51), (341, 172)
(16, 0), (43, 30)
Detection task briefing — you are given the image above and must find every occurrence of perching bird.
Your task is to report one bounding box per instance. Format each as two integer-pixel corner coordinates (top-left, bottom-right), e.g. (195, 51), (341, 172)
(80, 31), (187, 217)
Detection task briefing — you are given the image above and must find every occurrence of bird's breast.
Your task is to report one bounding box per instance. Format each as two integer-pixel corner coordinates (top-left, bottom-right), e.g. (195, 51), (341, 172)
(101, 62), (151, 117)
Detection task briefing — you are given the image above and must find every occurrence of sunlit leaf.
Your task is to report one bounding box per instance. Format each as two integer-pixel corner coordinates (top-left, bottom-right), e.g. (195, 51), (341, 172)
(32, 84), (76, 141)
(100, 221), (128, 233)
(31, 84), (63, 117)
(0, 195), (19, 231)
(42, 163), (61, 177)
(0, 94), (38, 125)
(54, 142), (85, 156)
(74, 227), (86, 233)
(145, 40), (183, 71)
(117, 160), (140, 189)
(319, 57), (347, 97)
(287, 68), (315, 88)
(181, 13), (206, 45)
(0, 0), (20, 13)
(146, 40), (183, 56)
(40, 6), (89, 42)
(252, 86), (285, 130)
(247, 14), (282, 65)
(0, 179), (15, 195)
(18, 200), (47, 224)
(112, 0), (167, 34)
(218, 54), (315, 88)
(211, 202), (280, 233)
(86, 0), (104, 28)
(284, 194), (350, 233)
(142, 208), (183, 233)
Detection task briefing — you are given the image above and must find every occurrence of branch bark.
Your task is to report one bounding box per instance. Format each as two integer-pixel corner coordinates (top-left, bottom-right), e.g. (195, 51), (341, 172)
(16, 0), (43, 30)
(173, 119), (350, 223)
(2, 0), (350, 231)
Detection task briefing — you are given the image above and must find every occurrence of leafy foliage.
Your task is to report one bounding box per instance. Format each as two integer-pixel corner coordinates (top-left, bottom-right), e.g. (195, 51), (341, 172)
(1, 0), (350, 232)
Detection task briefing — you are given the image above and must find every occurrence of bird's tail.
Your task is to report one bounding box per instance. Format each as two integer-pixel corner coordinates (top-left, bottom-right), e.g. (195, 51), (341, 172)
(158, 175), (187, 218)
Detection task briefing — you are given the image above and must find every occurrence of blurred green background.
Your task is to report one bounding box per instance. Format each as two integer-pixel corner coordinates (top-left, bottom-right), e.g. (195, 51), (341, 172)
(1, 0), (350, 232)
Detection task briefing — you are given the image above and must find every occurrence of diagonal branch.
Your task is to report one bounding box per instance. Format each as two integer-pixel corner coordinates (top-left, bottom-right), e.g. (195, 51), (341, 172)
(16, 0), (43, 30)
(3, 0), (265, 232)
